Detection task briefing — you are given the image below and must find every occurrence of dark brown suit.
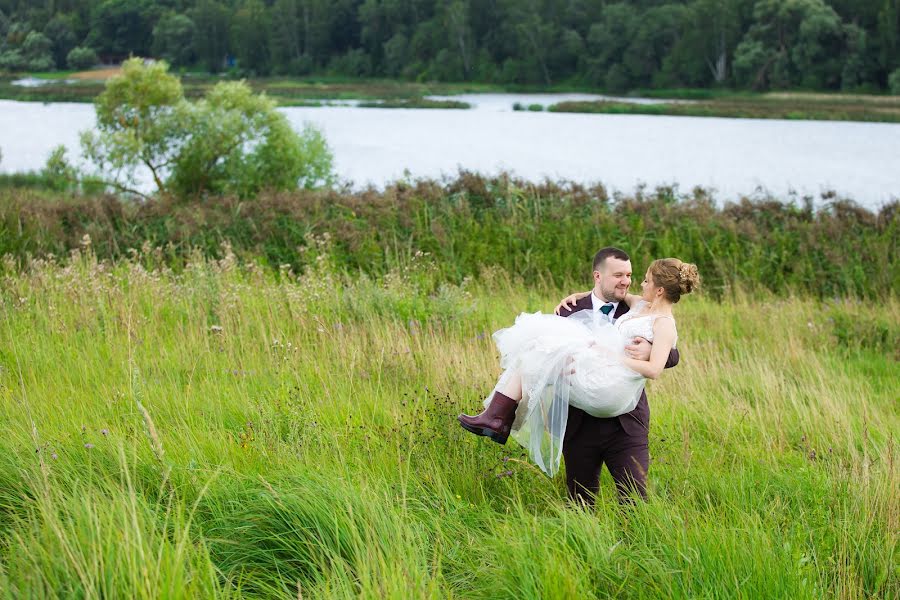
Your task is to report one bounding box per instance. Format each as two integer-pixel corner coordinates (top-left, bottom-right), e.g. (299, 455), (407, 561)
(557, 296), (679, 503)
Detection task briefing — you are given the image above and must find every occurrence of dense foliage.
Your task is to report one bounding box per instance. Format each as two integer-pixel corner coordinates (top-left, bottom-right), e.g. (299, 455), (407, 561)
(1, 174), (896, 299)
(1, 0), (899, 92)
(78, 57), (334, 198)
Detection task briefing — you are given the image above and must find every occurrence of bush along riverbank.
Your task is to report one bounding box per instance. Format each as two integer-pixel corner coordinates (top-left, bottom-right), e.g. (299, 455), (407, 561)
(1, 173), (896, 300)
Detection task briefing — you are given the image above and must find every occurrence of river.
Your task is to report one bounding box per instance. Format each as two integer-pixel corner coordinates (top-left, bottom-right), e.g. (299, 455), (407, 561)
(1, 95), (898, 208)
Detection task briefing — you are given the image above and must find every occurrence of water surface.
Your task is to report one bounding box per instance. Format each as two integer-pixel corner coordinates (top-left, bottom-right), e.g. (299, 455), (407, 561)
(1, 97), (897, 207)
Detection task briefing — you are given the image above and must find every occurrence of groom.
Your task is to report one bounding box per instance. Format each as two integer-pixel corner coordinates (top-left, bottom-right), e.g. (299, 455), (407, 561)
(556, 246), (679, 504)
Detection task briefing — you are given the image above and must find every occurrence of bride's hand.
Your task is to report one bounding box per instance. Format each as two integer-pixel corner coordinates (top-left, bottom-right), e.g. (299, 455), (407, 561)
(554, 291), (590, 315)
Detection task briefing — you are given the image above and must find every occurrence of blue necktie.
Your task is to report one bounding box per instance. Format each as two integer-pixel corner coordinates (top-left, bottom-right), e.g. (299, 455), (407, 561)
(600, 303), (614, 316)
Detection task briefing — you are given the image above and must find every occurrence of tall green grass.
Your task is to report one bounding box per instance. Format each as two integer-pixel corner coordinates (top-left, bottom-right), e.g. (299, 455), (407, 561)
(1, 174), (897, 300)
(0, 247), (896, 598)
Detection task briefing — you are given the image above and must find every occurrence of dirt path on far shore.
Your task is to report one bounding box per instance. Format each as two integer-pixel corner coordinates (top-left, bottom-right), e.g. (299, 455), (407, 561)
(69, 67), (121, 81)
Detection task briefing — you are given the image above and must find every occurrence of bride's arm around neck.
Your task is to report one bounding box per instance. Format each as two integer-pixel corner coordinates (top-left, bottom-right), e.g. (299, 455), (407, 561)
(624, 293), (643, 309)
(620, 318), (677, 380)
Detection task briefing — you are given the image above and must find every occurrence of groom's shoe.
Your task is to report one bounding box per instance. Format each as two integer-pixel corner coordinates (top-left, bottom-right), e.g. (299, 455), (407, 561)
(458, 391), (518, 445)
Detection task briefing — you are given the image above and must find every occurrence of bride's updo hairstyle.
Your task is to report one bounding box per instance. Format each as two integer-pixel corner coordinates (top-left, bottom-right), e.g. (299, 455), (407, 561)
(648, 258), (700, 303)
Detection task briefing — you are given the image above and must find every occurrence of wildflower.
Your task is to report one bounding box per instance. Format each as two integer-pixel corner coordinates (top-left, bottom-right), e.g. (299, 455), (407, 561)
(101, 429), (109, 436)
(51, 452), (58, 460)
(210, 325), (224, 334)
(84, 443), (94, 449)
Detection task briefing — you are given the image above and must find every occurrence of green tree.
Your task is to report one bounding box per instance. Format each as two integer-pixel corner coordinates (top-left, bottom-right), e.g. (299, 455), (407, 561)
(87, 0), (159, 60)
(889, 67), (900, 92)
(232, 0), (273, 75)
(2, 30), (56, 71)
(623, 4), (688, 87)
(80, 57), (188, 195)
(42, 145), (79, 192)
(733, 0), (849, 89)
(271, 0), (302, 72)
(664, 0), (746, 86)
(152, 12), (196, 67)
(500, 0), (557, 85)
(170, 82), (334, 196)
(840, 24), (869, 90)
(443, 0), (473, 79)
(80, 57), (334, 199)
(189, 0), (230, 72)
(67, 45), (100, 69)
(382, 31), (408, 77)
(877, 0), (900, 74)
(43, 14), (78, 69)
(585, 3), (639, 89)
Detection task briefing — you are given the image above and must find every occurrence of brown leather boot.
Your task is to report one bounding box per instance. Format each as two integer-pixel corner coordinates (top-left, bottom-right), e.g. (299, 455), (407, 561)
(458, 391), (518, 445)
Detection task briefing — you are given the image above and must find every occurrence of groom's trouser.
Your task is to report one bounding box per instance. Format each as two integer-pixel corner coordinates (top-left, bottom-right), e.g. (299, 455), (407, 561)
(562, 406), (649, 504)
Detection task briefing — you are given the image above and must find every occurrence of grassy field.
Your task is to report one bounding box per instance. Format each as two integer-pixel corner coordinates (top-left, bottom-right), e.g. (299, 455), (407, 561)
(0, 246), (896, 598)
(2, 70), (900, 121)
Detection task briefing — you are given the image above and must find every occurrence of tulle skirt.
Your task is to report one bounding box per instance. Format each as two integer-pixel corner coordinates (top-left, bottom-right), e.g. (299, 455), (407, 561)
(484, 310), (645, 477)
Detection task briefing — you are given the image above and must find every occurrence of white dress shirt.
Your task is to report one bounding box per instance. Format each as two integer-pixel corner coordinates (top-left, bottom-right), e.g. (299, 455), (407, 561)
(590, 292), (619, 324)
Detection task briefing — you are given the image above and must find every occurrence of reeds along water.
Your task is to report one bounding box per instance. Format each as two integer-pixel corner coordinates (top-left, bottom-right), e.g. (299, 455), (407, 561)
(1, 173), (897, 301)
(0, 247), (897, 598)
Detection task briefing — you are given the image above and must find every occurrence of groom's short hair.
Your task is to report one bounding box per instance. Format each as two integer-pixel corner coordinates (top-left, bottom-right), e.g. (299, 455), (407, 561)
(593, 247), (630, 271)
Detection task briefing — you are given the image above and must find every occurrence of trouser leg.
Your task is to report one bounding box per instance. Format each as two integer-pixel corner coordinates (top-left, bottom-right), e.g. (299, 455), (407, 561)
(605, 429), (650, 502)
(562, 439), (602, 506)
(562, 411), (619, 506)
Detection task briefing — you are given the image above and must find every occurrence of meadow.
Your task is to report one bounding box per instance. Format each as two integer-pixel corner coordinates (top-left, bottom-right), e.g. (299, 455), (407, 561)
(0, 229), (897, 597)
(0, 175), (898, 597)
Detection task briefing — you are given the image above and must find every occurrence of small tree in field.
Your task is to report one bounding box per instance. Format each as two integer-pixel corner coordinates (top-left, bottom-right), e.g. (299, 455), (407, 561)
(81, 57), (333, 199)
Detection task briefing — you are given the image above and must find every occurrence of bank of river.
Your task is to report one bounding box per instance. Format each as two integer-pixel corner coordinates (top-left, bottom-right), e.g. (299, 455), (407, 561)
(2, 74), (899, 122)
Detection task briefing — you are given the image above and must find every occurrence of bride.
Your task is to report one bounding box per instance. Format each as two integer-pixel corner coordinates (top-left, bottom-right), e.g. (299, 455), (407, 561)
(458, 258), (700, 476)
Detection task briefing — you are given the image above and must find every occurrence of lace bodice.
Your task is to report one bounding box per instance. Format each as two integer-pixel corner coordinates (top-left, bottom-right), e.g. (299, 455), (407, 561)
(615, 301), (677, 347)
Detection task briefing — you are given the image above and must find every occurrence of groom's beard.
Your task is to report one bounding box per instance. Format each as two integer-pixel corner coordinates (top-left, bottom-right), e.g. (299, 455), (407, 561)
(599, 284), (628, 303)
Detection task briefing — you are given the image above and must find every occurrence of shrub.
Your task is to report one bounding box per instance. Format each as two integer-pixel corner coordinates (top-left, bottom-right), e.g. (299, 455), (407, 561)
(66, 46), (99, 70)
(889, 68), (900, 95)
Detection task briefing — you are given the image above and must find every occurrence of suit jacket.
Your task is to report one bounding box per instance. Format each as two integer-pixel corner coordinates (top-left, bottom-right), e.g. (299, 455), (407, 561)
(558, 295), (680, 437)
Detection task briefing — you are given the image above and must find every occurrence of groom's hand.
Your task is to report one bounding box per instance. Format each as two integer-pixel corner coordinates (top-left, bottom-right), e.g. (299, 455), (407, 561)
(625, 337), (652, 360)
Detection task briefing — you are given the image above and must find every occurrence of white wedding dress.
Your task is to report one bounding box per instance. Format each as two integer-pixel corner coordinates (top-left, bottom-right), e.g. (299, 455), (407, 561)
(484, 300), (676, 476)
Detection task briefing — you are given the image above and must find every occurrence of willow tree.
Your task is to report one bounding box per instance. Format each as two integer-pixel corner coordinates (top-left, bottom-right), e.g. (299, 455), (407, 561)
(81, 57), (333, 199)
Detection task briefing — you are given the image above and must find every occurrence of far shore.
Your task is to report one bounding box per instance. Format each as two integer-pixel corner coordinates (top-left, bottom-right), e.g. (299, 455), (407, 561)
(2, 70), (900, 123)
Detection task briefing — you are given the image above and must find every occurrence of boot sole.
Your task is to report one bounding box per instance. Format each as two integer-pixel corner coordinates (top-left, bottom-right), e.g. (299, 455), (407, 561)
(458, 418), (509, 445)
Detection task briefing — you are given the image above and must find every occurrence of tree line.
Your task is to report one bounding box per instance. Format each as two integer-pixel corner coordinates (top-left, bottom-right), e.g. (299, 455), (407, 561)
(1, 0), (899, 92)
